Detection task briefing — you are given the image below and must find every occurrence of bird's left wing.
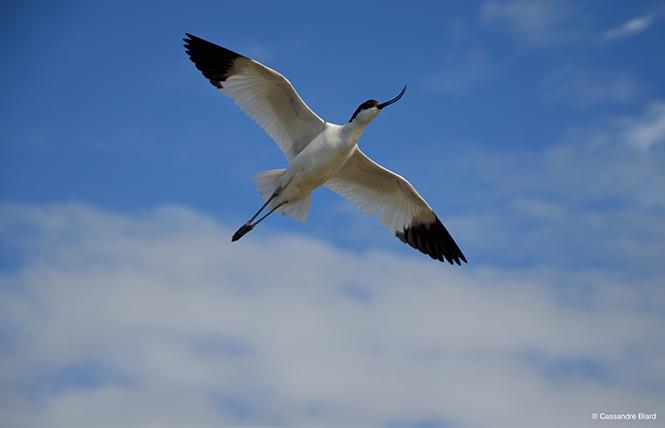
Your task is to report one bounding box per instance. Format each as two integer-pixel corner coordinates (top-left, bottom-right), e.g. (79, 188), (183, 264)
(325, 149), (467, 264)
(184, 34), (325, 160)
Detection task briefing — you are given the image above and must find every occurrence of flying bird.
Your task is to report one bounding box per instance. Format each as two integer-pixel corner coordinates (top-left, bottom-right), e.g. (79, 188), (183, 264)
(183, 34), (467, 265)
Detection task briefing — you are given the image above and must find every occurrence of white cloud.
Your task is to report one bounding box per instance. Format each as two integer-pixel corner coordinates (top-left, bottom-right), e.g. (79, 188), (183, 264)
(620, 102), (665, 151)
(1, 203), (663, 427)
(481, 2), (657, 46)
(604, 15), (654, 41)
(406, 101), (665, 272)
(481, 0), (575, 45)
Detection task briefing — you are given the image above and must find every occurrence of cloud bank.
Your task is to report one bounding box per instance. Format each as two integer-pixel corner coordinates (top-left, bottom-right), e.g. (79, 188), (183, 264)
(1, 203), (663, 427)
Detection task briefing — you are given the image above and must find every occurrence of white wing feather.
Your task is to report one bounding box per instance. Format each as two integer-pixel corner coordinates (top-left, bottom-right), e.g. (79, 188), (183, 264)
(325, 149), (467, 264)
(220, 61), (325, 159)
(325, 148), (435, 232)
(184, 34), (325, 160)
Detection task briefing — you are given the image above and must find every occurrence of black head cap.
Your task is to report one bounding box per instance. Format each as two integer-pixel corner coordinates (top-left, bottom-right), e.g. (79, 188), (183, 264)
(348, 85), (407, 122)
(349, 99), (379, 122)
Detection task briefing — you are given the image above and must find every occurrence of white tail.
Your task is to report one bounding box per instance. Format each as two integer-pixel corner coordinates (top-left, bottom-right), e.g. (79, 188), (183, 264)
(254, 170), (311, 221)
(277, 193), (311, 221)
(254, 169), (285, 202)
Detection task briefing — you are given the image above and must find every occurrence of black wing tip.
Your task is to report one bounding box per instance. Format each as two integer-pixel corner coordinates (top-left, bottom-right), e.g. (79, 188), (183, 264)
(183, 33), (203, 50)
(396, 216), (467, 266)
(183, 33), (243, 89)
(183, 33), (218, 47)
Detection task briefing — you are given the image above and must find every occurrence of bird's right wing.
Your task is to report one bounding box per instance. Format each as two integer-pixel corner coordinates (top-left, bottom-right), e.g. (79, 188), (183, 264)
(325, 149), (467, 264)
(184, 34), (325, 160)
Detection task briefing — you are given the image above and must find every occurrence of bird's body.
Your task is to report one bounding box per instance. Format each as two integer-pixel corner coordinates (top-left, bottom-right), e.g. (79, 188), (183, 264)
(184, 34), (467, 265)
(271, 121), (371, 205)
(277, 124), (353, 203)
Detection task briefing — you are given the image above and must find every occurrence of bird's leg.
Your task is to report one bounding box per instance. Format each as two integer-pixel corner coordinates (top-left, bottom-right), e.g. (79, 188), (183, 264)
(248, 192), (278, 224)
(232, 176), (295, 242)
(244, 175), (293, 224)
(231, 190), (277, 242)
(231, 200), (287, 242)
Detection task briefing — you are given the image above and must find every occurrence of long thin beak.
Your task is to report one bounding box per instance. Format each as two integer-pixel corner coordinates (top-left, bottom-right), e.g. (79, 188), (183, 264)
(377, 84), (407, 109)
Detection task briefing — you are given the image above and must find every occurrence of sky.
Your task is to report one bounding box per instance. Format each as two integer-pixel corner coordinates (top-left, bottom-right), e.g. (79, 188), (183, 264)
(1, 0), (664, 426)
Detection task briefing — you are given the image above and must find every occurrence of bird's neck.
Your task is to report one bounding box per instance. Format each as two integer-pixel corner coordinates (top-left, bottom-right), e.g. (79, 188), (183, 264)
(343, 118), (369, 142)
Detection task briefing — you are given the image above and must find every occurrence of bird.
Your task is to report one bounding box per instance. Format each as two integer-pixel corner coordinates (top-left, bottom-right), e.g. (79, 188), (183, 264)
(183, 34), (467, 265)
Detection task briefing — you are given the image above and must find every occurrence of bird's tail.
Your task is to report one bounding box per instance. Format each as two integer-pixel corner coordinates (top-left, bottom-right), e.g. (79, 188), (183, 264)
(276, 193), (311, 221)
(254, 169), (286, 201)
(254, 169), (311, 221)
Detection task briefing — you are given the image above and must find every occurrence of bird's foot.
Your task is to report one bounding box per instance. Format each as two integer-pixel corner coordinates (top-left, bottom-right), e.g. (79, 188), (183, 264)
(231, 223), (254, 242)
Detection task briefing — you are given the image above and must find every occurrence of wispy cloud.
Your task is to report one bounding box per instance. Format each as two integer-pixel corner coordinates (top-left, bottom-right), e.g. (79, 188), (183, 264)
(619, 102), (665, 151)
(541, 68), (644, 108)
(410, 102), (665, 271)
(481, 2), (658, 46)
(603, 15), (654, 41)
(0, 203), (663, 426)
(481, 0), (576, 45)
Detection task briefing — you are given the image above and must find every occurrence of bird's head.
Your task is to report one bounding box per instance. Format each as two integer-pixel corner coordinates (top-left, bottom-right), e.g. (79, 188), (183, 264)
(348, 85), (407, 126)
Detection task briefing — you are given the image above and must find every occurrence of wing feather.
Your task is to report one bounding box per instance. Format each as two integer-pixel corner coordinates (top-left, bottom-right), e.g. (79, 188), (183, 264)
(325, 149), (467, 265)
(184, 34), (325, 160)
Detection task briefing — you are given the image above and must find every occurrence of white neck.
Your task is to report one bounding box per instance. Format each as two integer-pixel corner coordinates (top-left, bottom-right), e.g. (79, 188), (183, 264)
(342, 118), (369, 142)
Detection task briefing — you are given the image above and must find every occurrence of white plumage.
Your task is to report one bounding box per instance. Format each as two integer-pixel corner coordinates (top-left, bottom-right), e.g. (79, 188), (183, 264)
(184, 34), (466, 264)
(221, 62), (325, 160)
(325, 148), (436, 233)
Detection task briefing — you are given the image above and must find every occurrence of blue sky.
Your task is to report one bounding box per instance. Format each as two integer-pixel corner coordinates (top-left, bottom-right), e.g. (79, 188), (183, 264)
(1, 1), (664, 426)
